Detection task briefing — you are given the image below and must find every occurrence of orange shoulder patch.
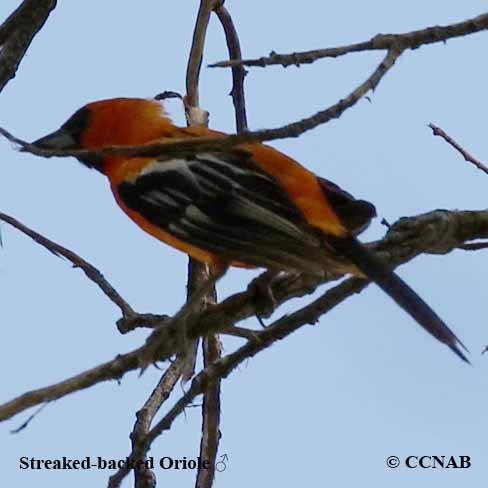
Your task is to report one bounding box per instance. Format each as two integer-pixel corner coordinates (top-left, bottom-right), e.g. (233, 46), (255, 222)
(242, 143), (347, 237)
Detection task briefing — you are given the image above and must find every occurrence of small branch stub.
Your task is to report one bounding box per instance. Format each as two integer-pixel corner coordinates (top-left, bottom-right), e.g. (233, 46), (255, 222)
(429, 123), (488, 176)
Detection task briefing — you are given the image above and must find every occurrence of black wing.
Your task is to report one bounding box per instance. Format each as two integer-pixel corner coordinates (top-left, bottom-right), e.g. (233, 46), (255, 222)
(117, 149), (348, 275)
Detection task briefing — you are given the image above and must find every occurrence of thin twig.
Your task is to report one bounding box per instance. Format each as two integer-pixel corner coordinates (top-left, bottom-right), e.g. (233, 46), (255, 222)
(117, 313), (169, 334)
(0, 211), (136, 318)
(109, 359), (185, 488)
(0, 344), (147, 422)
(185, 0), (218, 107)
(10, 402), (50, 434)
(216, 325), (260, 341)
(209, 12), (488, 68)
(195, 333), (222, 488)
(429, 123), (488, 176)
(133, 359), (184, 488)
(215, 4), (248, 132)
(182, 260), (216, 381)
(0, 0), (58, 92)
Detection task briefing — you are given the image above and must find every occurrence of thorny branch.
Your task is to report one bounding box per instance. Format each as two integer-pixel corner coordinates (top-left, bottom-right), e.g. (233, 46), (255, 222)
(1, 208), (488, 426)
(0, 0), (57, 92)
(429, 123), (488, 176)
(210, 12), (488, 68)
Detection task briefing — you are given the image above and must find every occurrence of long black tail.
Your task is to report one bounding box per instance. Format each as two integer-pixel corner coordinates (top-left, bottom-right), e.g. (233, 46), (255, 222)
(328, 235), (469, 363)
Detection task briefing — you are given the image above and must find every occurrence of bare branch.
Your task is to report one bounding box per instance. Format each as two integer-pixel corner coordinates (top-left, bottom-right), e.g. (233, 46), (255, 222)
(181, 0), (220, 382)
(1, 48), (402, 162)
(0, 0), (57, 92)
(185, 0), (221, 117)
(190, 4), (250, 485)
(210, 12), (488, 68)
(116, 277), (368, 471)
(0, 344), (147, 422)
(0, 211), (136, 318)
(108, 359), (185, 488)
(429, 123), (488, 176)
(96, 204), (488, 469)
(2, 209), (488, 424)
(117, 313), (169, 335)
(195, 334), (222, 488)
(375, 210), (488, 258)
(182, 260), (216, 381)
(215, 4), (248, 132)
(184, 4), (224, 488)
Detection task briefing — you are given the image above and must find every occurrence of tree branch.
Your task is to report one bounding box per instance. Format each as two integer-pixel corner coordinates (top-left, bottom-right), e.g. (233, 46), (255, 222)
(99, 208), (488, 472)
(184, 4), (224, 488)
(108, 358), (185, 488)
(214, 4), (248, 132)
(105, 276), (368, 475)
(1, 48), (402, 160)
(209, 12), (488, 68)
(0, 0), (58, 92)
(2, 209), (487, 424)
(429, 123), (488, 176)
(195, 332), (222, 488)
(185, 0), (221, 109)
(0, 344), (147, 422)
(0, 211), (136, 318)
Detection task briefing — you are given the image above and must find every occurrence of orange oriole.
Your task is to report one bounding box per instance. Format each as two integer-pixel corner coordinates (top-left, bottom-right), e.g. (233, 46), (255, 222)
(33, 97), (468, 362)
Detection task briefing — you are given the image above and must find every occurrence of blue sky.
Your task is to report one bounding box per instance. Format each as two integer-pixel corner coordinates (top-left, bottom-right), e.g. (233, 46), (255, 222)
(1, 1), (488, 486)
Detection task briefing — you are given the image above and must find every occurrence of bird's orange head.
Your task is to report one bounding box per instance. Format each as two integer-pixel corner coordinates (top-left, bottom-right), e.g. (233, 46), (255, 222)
(33, 97), (175, 171)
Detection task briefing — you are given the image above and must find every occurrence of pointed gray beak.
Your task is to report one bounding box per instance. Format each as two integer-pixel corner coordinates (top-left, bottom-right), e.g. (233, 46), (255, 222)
(32, 128), (78, 150)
